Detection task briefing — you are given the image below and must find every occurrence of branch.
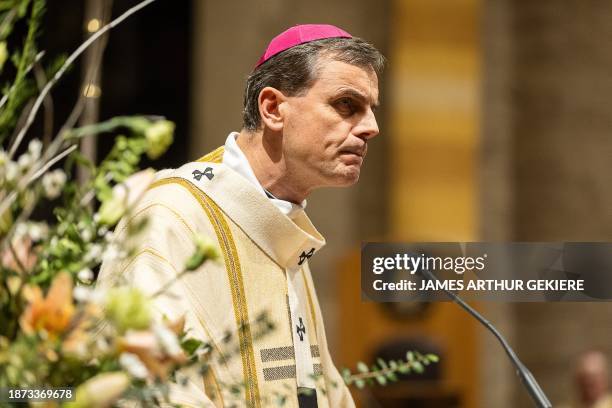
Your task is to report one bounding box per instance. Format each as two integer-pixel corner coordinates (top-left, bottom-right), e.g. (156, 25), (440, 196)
(0, 51), (45, 110)
(33, 62), (54, 145)
(0, 0), (160, 228)
(342, 352), (439, 389)
(28, 144), (76, 181)
(7, 0), (159, 159)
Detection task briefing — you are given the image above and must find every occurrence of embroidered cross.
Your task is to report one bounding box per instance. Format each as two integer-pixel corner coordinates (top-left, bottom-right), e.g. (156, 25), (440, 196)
(298, 248), (315, 265)
(296, 317), (306, 341)
(192, 167), (214, 181)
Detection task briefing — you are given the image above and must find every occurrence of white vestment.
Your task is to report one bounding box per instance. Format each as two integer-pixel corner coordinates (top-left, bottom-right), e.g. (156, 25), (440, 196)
(97, 145), (355, 408)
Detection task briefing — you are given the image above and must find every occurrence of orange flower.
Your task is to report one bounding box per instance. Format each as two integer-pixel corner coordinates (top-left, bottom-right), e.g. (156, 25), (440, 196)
(63, 303), (103, 357)
(118, 318), (187, 380)
(20, 272), (75, 337)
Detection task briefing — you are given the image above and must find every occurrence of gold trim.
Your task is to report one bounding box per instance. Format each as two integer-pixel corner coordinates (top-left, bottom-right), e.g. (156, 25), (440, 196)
(121, 247), (172, 277)
(154, 177), (261, 407)
(117, 202), (194, 238)
(196, 146), (224, 163)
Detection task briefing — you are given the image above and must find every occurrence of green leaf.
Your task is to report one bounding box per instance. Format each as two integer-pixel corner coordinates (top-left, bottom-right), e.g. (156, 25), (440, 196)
(377, 358), (388, 370)
(406, 351), (415, 362)
(357, 362), (369, 373)
(341, 368), (351, 383)
(355, 379), (365, 389)
(397, 364), (410, 374)
(412, 361), (424, 374)
(386, 371), (398, 382)
(426, 353), (440, 363)
(375, 375), (387, 386)
(181, 338), (203, 355)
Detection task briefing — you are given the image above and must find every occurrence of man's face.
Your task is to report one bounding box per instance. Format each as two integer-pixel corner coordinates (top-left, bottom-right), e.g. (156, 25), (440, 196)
(280, 56), (380, 190)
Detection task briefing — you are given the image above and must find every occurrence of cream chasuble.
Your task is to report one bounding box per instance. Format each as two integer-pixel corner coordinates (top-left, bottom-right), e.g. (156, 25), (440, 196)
(97, 147), (356, 408)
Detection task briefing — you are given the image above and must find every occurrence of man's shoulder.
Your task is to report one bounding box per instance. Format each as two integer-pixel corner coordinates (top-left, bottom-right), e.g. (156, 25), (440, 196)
(194, 146), (224, 164)
(132, 147), (233, 229)
(134, 167), (204, 218)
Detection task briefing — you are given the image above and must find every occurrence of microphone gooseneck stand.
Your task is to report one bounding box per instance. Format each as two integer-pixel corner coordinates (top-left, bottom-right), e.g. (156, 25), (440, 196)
(420, 268), (552, 408)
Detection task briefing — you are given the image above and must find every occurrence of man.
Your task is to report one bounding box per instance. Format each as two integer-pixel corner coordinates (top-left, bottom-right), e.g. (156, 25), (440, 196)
(98, 24), (383, 407)
(560, 351), (612, 408)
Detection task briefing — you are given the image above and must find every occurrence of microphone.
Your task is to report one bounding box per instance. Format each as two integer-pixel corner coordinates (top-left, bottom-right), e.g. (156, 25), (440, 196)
(420, 268), (552, 408)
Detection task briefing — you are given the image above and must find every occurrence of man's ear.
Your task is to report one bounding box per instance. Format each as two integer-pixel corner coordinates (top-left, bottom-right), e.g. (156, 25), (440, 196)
(258, 87), (286, 132)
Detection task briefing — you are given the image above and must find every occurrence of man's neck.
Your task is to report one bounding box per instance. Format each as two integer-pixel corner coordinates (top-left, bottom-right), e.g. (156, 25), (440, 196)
(236, 129), (310, 204)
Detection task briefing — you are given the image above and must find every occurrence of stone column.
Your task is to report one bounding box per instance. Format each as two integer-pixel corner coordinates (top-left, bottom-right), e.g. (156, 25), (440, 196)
(480, 0), (518, 406)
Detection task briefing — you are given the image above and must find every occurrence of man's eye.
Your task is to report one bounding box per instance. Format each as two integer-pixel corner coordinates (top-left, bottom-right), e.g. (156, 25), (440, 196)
(335, 98), (355, 114)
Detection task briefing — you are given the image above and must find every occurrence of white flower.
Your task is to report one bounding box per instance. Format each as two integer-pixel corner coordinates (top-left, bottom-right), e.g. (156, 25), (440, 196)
(97, 169), (156, 226)
(102, 243), (121, 263)
(119, 352), (149, 379)
(73, 285), (92, 302)
(77, 268), (94, 283)
(28, 139), (43, 160)
(153, 322), (183, 358)
(104, 231), (115, 243)
(84, 243), (103, 263)
(14, 223), (28, 240)
(27, 222), (49, 241)
(41, 169), (66, 200)
(81, 228), (92, 242)
(5, 161), (18, 182)
(17, 152), (32, 171)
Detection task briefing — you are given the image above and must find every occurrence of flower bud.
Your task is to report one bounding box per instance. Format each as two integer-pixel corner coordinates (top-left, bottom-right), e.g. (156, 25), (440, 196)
(185, 234), (221, 271)
(105, 287), (152, 333)
(96, 169), (155, 226)
(145, 120), (174, 160)
(66, 372), (130, 408)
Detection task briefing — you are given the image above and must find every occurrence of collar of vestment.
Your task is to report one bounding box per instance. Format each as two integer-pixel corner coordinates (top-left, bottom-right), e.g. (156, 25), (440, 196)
(168, 161), (325, 270)
(222, 132), (307, 220)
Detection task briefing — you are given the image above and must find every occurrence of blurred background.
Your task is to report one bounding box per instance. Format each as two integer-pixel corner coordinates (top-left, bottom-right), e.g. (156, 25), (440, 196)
(46, 0), (612, 406)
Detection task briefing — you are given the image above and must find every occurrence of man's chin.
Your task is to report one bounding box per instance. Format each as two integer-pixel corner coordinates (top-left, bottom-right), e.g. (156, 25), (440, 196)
(334, 166), (361, 186)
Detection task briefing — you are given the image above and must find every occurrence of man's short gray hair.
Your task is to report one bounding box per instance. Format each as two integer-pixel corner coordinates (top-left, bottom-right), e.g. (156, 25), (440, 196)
(242, 37), (385, 131)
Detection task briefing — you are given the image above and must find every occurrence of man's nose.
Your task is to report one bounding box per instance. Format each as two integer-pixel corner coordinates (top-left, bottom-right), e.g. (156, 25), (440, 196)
(354, 108), (379, 140)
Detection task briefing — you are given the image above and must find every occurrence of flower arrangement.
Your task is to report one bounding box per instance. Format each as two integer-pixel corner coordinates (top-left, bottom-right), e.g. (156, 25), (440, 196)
(0, 0), (225, 405)
(0, 1), (438, 406)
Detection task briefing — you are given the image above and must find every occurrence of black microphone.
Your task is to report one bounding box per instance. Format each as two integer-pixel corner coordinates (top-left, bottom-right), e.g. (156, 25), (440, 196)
(420, 268), (552, 408)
